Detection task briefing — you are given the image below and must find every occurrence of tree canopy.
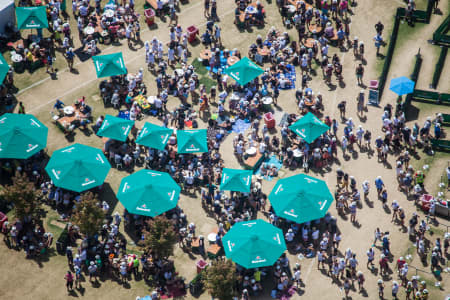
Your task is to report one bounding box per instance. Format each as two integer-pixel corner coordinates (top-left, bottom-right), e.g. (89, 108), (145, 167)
(71, 192), (105, 237)
(1, 171), (41, 222)
(141, 216), (177, 260)
(204, 259), (238, 300)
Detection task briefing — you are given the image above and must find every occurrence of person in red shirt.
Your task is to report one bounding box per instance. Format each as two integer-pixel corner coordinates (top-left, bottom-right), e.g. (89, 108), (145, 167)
(64, 270), (74, 292)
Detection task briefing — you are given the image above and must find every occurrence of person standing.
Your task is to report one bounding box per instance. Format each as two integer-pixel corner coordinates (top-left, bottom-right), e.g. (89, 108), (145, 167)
(375, 21), (384, 35)
(18, 102), (25, 114)
(356, 90), (365, 118)
(46, 51), (55, 74)
(373, 34), (383, 56)
(65, 47), (75, 71)
(204, 0), (210, 19)
(355, 63), (364, 86)
(64, 270), (74, 292)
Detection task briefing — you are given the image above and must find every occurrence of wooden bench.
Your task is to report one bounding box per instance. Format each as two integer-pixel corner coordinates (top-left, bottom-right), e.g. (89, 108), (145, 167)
(442, 114), (450, 125)
(430, 139), (450, 151)
(439, 93), (450, 104)
(411, 89), (440, 102)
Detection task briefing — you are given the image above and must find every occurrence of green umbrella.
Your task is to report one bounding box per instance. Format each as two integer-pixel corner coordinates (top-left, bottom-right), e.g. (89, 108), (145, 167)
(92, 53), (127, 78)
(0, 53), (9, 84)
(97, 115), (134, 142)
(220, 168), (253, 193)
(136, 122), (173, 151)
(117, 169), (181, 217)
(224, 57), (264, 86)
(16, 6), (49, 30)
(223, 219), (286, 269)
(45, 144), (111, 192)
(177, 129), (208, 153)
(289, 112), (329, 144)
(0, 113), (48, 159)
(269, 173), (334, 223)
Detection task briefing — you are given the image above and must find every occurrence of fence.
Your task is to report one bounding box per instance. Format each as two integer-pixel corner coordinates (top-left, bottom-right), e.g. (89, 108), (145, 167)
(431, 47), (448, 88)
(378, 0), (434, 100)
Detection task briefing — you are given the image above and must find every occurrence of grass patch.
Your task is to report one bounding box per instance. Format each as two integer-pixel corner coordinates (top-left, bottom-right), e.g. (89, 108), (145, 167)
(396, 22), (427, 50)
(192, 58), (208, 75)
(199, 76), (216, 92)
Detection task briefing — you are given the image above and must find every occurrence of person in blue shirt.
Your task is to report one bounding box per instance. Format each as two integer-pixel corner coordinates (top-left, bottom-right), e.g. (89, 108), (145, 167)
(53, 99), (65, 112)
(373, 34), (383, 56)
(375, 176), (385, 196)
(65, 47), (75, 71)
(434, 123), (441, 139)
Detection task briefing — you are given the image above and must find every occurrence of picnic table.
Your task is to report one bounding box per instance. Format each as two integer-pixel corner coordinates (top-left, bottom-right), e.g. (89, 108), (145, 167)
(199, 49), (212, 61)
(239, 2), (257, 23)
(56, 105), (87, 132)
(244, 146), (264, 170)
(303, 38), (315, 48)
(227, 56), (239, 66)
(288, 0), (313, 10)
(207, 244), (222, 259)
(308, 24), (323, 33)
(257, 46), (270, 56)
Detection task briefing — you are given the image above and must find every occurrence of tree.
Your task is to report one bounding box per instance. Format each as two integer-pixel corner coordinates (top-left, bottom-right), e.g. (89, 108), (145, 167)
(204, 259), (238, 300)
(141, 216), (177, 259)
(1, 171), (41, 221)
(71, 192), (105, 237)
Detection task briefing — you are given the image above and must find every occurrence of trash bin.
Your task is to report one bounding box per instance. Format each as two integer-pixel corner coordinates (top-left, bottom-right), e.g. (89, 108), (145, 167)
(144, 8), (155, 26)
(187, 26), (199, 43)
(264, 112), (275, 129)
(196, 259), (208, 273)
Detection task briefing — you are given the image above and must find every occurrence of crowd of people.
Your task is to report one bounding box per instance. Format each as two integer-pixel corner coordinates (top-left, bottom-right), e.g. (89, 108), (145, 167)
(1, 0), (448, 299)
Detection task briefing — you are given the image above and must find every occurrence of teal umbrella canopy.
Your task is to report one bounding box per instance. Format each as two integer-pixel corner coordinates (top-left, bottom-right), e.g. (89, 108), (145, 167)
(269, 173), (334, 223)
(220, 168), (252, 193)
(0, 113), (48, 159)
(222, 219), (286, 269)
(117, 169), (181, 217)
(92, 53), (127, 78)
(289, 112), (329, 144)
(45, 144), (111, 192)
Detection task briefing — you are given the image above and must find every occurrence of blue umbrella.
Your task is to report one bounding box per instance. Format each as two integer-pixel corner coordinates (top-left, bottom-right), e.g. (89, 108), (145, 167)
(389, 76), (415, 96)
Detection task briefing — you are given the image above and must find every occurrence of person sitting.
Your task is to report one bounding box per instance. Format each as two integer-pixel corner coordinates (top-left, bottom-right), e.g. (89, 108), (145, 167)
(201, 30), (212, 46)
(123, 154), (132, 167)
(80, 103), (92, 118)
(53, 99), (65, 114)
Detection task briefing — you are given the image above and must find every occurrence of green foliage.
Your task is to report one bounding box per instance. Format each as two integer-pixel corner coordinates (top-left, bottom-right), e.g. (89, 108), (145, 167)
(1, 171), (41, 222)
(141, 216), (177, 259)
(71, 192), (105, 237)
(204, 259), (237, 300)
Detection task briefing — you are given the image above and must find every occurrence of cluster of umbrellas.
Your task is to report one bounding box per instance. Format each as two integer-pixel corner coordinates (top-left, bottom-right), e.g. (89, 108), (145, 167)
(94, 114), (208, 153)
(0, 111), (336, 269)
(0, 53), (342, 270)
